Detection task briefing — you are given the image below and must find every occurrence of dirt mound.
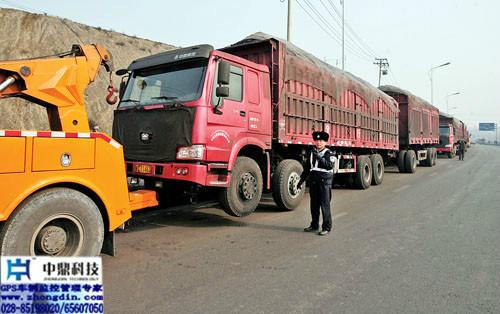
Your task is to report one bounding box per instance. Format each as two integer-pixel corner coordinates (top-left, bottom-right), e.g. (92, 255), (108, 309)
(0, 8), (175, 133)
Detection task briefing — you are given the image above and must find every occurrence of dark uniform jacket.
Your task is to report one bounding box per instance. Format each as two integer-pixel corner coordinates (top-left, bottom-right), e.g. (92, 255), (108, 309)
(459, 140), (466, 151)
(300, 148), (335, 186)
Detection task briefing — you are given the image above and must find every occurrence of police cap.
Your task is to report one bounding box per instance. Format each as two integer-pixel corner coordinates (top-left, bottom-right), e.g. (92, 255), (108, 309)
(312, 131), (329, 141)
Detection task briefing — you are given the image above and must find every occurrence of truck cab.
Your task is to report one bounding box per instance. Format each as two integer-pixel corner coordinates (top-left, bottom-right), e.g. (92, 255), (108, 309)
(113, 45), (273, 216)
(437, 124), (455, 158)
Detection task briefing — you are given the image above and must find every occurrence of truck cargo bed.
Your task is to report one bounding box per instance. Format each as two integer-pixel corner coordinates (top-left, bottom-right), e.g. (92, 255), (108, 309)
(379, 85), (439, 147)
(223, 33), (399, 151)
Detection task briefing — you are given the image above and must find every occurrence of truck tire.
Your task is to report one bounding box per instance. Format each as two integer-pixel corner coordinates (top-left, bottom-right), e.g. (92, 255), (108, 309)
(424, 148), (433, 167)
(220, 157), (263, 217)
(370, 154), (384, 185)
(404, 150), (417, 173)
(354, 155), (372, 189)
(397, 150), (407, 173)
(0, 188), (104, 256)
(432, 148), (437, 166)
(272, 159), (305, 211)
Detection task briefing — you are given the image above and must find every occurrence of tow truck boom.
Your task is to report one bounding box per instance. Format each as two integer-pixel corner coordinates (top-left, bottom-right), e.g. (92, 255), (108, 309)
(0, 44), (113, 132)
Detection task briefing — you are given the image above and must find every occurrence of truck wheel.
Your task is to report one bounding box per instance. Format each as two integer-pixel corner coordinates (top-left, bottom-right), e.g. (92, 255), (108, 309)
(404, 150), (417, 173)
(432, 148), (437, 165)
(220, 157), (263, 217)
(424, 148), (433, 167)
(397, 150), (407, 173)
(272, 159), (305, 211)
(370, 154), (384, 185)
(354, 155), (372, 189)
(0, 188), (104, 256)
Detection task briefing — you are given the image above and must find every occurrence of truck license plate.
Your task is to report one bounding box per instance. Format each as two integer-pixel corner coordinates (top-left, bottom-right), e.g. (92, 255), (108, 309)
(134, 164), (153, 174)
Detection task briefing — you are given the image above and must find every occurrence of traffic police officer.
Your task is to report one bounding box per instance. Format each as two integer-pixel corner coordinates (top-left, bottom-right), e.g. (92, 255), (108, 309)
(298, 131), (336, 236)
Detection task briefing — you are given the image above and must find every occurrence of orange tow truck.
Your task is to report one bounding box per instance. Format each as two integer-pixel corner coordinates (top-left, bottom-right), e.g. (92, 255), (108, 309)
(0, 45), (157, 256)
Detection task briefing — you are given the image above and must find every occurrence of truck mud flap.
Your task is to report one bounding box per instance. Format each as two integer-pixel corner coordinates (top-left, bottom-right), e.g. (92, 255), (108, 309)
(101, 231), (115, 256)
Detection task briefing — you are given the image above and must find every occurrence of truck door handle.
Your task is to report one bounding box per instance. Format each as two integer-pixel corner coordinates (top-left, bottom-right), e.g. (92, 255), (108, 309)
(240, 111), (246, 117)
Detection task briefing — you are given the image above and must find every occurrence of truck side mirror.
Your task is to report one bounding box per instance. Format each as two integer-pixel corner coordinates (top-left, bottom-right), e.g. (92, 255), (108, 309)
(217, 61), (230, 85)
(116, 69), (129, 76)
(216, 86), (229, 98)
(119, 79), (127, 100)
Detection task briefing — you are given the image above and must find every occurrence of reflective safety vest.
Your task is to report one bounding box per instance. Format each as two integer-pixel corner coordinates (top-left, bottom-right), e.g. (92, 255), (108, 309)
(310, 149), (335, 174)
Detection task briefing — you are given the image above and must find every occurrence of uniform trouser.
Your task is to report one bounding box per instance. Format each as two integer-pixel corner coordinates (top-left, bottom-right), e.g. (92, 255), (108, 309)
(308, 178), (333, 231)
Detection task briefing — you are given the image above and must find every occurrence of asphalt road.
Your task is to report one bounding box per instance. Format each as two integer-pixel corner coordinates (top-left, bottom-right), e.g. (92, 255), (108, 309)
(103, 144), (500, 313)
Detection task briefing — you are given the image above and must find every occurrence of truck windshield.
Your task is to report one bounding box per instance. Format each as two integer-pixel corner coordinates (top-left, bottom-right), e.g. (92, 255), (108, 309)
(119, 61), (207, 108)
(439, 126), (450, 136)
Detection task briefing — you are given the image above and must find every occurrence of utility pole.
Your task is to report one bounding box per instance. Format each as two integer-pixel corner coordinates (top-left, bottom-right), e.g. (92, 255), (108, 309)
(287, 0), (292, 42)
(341, 0), (345, 70)
(374, 58), (389, 86)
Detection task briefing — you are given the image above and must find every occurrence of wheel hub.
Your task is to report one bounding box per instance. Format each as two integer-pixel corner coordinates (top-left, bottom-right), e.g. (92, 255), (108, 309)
(239, 172), (257, 200)
(363, 164), (370, 178)
(31, 214), (85, 256)
(36, 226), (67, 255)
(288, 172), (301, 198)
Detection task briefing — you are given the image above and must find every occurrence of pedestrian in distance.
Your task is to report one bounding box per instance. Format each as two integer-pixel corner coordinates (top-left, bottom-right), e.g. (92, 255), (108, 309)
(298, 131), (337, 236)
(458, 139), (466, 161)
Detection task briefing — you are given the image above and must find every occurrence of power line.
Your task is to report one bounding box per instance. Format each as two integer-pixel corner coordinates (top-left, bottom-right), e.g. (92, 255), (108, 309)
(297, 0), (373, 63)
(319, 0), (376, 60)
(326, 0), (379, 58)
(388, 67), (399, 86)
(302, 0), (342, 43)
(302, 0), (372, 61)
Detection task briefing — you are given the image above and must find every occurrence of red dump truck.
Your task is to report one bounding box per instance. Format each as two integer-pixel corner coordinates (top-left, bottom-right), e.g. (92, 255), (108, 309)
(436, 113), (468, 158)
(379, 86), (439, 172)
(113, 33), (399, 217)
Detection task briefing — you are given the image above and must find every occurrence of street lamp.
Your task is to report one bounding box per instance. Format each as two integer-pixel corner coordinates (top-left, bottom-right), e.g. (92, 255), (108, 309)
(445, 92), (460, 113)
(429, 62), (451, 105)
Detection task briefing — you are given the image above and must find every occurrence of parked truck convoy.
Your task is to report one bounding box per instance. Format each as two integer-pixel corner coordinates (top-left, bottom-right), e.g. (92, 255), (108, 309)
(113, 32), (401, 218)
(437, 112), (469, 158)
(0, 45), (158, 256)
(379, 86), (439, 172)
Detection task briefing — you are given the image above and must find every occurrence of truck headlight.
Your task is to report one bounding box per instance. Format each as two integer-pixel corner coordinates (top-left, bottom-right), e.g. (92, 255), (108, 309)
(176, 145), (205, 160)
(445, 144), (452, 148)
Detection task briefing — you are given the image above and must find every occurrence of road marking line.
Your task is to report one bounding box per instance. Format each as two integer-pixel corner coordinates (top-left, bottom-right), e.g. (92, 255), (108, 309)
(333, 212), (347, 220)
(393, 184), (411, 193)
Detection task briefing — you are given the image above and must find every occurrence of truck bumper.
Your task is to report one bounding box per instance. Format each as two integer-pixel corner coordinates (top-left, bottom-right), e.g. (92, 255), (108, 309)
(436, 147), (452, 153)
(127, 161), (230, 187)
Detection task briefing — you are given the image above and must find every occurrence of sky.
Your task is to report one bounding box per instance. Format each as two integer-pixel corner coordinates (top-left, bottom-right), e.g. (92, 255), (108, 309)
(1, 0), (499, 140)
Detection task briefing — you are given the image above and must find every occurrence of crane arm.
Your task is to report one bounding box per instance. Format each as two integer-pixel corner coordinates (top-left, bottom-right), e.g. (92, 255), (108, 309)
(0, 44), (113, 132)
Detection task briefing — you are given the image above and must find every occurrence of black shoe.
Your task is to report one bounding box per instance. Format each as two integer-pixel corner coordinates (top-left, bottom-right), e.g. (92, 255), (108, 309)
(318, 230), (330, 236)
(304, 226), (318, 232)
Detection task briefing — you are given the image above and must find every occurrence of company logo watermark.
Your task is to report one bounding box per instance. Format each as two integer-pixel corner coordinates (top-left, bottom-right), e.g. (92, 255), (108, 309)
(1, 257), (104, 313)
(5, 258), (31, 281)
